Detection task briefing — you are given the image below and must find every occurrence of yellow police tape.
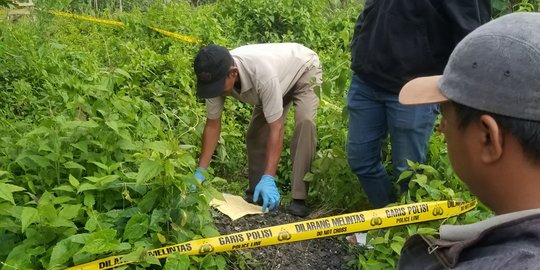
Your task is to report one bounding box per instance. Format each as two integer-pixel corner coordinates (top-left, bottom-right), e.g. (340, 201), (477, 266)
(48, 10), (126, 27)
(47, 10), (201, 44)
(149, 26), (202, 45)
(66, 200), (477, 270)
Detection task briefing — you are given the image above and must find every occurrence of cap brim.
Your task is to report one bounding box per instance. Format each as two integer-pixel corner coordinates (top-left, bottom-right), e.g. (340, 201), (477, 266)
(197, 76), (226, 99)
(399, 75), (449, 105)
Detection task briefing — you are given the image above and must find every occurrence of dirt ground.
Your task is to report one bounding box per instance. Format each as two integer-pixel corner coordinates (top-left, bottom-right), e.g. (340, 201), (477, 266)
(212, 207), (359, 270)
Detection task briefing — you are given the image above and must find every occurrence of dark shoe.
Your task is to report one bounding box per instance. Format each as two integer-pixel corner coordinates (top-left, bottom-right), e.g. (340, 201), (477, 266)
(289, 199), (310, 217)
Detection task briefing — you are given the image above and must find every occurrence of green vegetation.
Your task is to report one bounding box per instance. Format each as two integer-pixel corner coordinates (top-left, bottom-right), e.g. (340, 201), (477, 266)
(0, 0), (536, 269)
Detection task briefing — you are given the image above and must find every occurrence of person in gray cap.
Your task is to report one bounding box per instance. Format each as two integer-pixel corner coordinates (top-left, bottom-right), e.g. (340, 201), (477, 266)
(192, 43), (322, 217)
(397, 12), (540, 269)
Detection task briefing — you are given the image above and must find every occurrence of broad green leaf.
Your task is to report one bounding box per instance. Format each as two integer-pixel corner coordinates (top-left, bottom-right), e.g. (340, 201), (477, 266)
(49, 238), (80, 268)
(78, 183), (97, 193)
(156, 233), (166, 244)
(0, 202), (14, 216)
(0, 217), (19, 232)
(53, 185), (75, 193)
(0, 183), (26, 204)
(53, 196), (76, 204)
(118, 139), (137, 150)
(390, 242), (403, 255)
(106, 120), (120, 133)
(178, 144), (196, 150)
(4, 242), (34, 269)
(493, 0), (507, 11)
(90, 161), (109, 171)
(99, 175), (121, 185)
(136, 159), (163, 184)
(392, 235), (406, 242)
(201, 255), (217, 268)
(85, 175), (120, 184)
(69, 174), (80, 188)
(72, 119), (99, 129)
(429, 180), (444, 189)
(209, 176), (227, 185)
(145, 141), (172, 154)
(412, 174), (428, 187)
(85, 215), (98, 232)
(81, 229), (120, 254)
(200, 226), (220, 238)
(164, 253), (190, 270)
(108, 162), (123, 172)
(138, 190), (159, 213)
(177, 152), (195, 167)
(419, 164), (439, 176)
(118, 242), (131, 251)
(369, 236), (387, 245)
(64, 161), (86, 170)
(84, 193), (95, 207)
(49, 217), (76, 228)
(115, 68), (132, 79)
(149, 209), (167, 231)
(398, 170), (413, 181)
(65, 120), (99, 129)
(59, 204), (82, 220)
(21, 207), (39, 233)
(71, 233), (90, 244)
(121, 247), (146, 264)
(205, 186), (224, 202)
(38, 203), (57, 222)
(71, 141), (88, 153)
(416, 227), (438, 235)
(146, 256), (161, 266)
(28, 155), (51, 168)
(215, 255), (226, 269)
(123, 214), (149, 241)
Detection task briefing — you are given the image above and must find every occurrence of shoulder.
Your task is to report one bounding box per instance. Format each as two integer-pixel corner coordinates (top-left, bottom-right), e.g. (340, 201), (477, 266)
(457, 216), (540, 268)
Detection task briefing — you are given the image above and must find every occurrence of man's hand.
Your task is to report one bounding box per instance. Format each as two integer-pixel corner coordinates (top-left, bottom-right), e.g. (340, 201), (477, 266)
(190, 167), (207, 192)
(253, 175), (280, 213)
(194, 167), (207, 182)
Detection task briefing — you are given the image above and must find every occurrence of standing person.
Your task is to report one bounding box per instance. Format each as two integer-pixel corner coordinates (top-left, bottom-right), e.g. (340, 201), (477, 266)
(347, 0), (491, 208)
(193, 43), (322, 217)
(397, 12), (540, 269)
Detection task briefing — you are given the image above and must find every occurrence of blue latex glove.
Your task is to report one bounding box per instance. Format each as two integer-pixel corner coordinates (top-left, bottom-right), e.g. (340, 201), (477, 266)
(253, 175), (280, 213)
(194, 167), (207, 183)
(190, 167), (207, 192)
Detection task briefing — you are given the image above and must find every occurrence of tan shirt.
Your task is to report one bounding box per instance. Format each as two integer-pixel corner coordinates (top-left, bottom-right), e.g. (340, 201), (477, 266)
(206, 43), (319, 123)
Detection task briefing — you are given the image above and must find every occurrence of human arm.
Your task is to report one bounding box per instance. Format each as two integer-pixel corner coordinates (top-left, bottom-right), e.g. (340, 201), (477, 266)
(192, 117), (221, 187)
(253, 116), (285, 212)
(252, 78), (285, 212)
(263, 115), (285, 177)
(198, 117), (221, 170)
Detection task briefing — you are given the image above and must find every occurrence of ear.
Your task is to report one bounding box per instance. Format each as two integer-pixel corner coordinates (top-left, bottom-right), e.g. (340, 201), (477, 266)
(478, 115), (504, 164)
(229, 66), (238, 78)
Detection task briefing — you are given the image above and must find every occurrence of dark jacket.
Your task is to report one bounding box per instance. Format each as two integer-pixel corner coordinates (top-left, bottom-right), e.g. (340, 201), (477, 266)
(398, 212), (540, 269)
(351, 0), (491, 94)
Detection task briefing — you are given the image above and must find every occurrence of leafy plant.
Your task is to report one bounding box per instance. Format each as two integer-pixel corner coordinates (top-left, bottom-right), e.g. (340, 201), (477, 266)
(1, 1), (524, 269)
(492, 0), (539, 16)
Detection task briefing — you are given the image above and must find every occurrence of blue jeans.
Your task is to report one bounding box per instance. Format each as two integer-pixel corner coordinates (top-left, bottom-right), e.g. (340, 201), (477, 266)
(347, 74), (437, 208)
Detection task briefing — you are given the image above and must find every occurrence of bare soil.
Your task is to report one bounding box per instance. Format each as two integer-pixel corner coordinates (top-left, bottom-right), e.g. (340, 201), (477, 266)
(212, 207), (357, 270)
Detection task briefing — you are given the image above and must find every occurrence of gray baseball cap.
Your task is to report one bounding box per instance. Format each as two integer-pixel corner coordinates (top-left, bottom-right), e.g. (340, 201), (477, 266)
(399, 12), (540, 122)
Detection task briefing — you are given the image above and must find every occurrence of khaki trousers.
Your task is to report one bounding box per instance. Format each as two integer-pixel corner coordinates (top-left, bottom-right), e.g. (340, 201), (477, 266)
(246, 61), (322, 200)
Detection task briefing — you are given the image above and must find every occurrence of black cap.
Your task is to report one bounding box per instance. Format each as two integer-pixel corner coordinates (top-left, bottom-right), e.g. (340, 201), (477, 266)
(193, 45), (233, 98)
